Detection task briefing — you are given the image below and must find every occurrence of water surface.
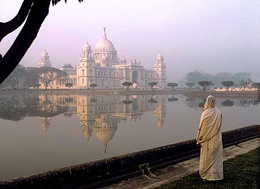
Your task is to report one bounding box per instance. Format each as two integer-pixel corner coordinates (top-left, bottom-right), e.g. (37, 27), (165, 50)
(0, 93), (259, 181)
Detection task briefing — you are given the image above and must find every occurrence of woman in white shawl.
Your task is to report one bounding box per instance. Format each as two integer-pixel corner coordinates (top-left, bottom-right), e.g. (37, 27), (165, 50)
(196, 95), (223, 181)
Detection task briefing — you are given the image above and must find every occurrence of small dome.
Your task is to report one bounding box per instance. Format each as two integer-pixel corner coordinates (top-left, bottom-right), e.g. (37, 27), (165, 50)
(82, 42), (91, 50)
(92, 116), (117, 146)
(95, 131), (116, 146)
(157, 52), (163, 59)
(42, 49), (49, 56)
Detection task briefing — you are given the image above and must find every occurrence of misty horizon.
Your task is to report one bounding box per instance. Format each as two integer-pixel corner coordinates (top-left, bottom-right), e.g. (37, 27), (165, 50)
(1, 0), (259, 82)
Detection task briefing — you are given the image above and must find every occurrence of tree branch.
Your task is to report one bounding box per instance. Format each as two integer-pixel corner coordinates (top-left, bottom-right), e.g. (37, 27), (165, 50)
(0, 0), (51, 84)
(0, 0), (34, 42)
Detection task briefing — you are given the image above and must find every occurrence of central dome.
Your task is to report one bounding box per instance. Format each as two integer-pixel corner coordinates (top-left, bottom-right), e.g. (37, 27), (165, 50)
(94, 33), (116, 52)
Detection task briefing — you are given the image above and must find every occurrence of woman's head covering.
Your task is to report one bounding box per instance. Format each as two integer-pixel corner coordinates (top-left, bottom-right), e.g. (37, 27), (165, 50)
(204, 95), (216, 110)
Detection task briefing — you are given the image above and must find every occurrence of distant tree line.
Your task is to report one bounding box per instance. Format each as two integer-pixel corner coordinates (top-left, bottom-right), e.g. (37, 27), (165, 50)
(182, 70), (252, 88)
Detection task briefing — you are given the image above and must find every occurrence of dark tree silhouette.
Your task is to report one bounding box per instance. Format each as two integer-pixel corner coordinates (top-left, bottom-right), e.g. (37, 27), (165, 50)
(122, 99), (133, 104)
(65, 83), (73, 89)
(198, 81), (213, 91)
(221, 81), (234, 90)
(186, 82), (195, 90)
(251, 99), (260, 105)
(221, 99), (234, 107)
(167, 95), (178, 102)
(90, 83), (97, 90)
(90, 97), (98, 103)
(148, 82), (157, 90)
(148, 97), (157, 103)
(0, 0), (84, 84)
(122, 95), (132, 104)
(122, 81), (133, 90)
(252, 82), (260, 91)
(186, 97), (195, 102)
(167, 83), (178, 90)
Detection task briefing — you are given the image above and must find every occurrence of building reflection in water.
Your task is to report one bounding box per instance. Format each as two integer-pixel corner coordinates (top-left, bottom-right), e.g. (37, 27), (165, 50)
(74, 94), (167, 151)
(184, 97), (260, 109)
(2, 93), (257, 152)
(7, 94), (166, 152)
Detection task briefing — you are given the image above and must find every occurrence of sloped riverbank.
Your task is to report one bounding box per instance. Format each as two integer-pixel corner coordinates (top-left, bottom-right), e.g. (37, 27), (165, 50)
(157, 146), (260, 189)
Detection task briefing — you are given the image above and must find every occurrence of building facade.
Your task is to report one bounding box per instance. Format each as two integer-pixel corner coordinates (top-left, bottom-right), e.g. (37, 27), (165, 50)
(39, 30), (166, 89)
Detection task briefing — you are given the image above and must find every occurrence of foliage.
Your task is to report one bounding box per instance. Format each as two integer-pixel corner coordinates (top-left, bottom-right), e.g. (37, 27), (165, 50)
(0, 96), (26, 121)
(167, 96), (178, 102)
(90, 83), (97, 90)
(23, 94), (69, 117)
(252, 82), (260, 91)
(1, 64), (26, 89)
(221, 80), (234, 89)
(122, 99), (133, 104)
(37, 67), (68, 89)
(198, 81), (213, 91)
(148, 82), (157, 89)
(186, 82), (195, 90)
(167, 83), (178, 90)
(184, 70), (213, 86)
(221, 99), (234, 107)
(240, 80), (248, 90)
(122, 82), (133, 90)
(65, 82), (73, 89)
(183, 71), (251, 88)
(251, 99), (260, 105)
(233, 72), (251, 84)
(148, 97), (157, 103)
(24, 67), (40, 89)
(90, 97), (97, 103)
(52, 0), (84, 6)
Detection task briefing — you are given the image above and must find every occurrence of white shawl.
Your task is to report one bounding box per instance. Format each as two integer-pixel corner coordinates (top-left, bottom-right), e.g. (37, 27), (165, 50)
(196, 95), (224, 180)
(196, 95), (222, 145)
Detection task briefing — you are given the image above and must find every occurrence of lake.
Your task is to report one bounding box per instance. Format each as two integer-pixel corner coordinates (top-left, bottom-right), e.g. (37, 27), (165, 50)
(0, 93), (259, 181)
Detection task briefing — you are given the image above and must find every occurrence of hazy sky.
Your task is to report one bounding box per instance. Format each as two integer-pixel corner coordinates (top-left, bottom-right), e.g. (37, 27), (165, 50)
(0, 0), (260, 81)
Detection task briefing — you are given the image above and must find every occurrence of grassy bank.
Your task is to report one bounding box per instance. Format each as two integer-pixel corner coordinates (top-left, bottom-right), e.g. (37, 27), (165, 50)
(157, 147), (260, 189)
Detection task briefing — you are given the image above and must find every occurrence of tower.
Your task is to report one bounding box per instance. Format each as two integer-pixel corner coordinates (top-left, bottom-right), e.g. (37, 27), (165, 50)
(39, 49), (52, 68)
(120, 56), (127, 64)
(154, 95), (166, 128)
(154, 53), (166, 88)
(77, 42), (95, 87)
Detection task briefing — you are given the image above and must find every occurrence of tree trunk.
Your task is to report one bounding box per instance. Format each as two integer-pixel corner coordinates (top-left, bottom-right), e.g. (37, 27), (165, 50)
(0, 0), (51, 84)
(0, 0), (34, 42)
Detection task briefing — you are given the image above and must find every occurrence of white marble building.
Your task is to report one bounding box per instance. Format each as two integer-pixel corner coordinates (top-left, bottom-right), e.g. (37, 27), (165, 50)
(39, 49), (52, 68)
(39, 29), (166, 89)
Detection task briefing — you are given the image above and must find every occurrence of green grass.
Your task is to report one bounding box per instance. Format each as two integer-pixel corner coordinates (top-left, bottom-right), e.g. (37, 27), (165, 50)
(157, 147), (260, 189)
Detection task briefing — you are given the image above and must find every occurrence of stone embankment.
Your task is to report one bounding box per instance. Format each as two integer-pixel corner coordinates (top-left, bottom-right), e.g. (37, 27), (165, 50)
(0, 125), (259, 189)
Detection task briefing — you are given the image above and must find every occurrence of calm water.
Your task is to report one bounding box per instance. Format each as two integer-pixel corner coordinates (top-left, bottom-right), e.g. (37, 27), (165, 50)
(0, 93), (259, 181)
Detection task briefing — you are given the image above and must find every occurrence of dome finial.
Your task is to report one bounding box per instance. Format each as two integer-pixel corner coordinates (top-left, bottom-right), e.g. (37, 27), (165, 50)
(103, 27), (107, 39)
